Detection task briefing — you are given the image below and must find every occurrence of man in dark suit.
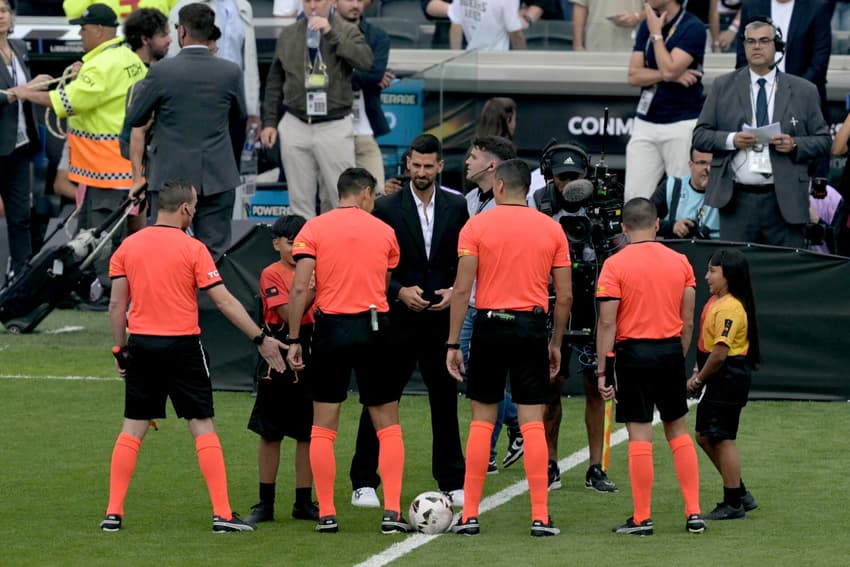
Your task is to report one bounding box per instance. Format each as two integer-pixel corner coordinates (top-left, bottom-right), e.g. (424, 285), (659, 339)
(735, 0), (831, 117)
(349, 134), (469, 509)
(125, 2), (246, 260)
(0, 31), (43, 280)
(693, 18), (831, 246)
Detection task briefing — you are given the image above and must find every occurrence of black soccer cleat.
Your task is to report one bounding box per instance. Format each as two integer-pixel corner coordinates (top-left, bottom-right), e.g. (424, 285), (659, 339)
(212, 512), (256, 533)
(292, 501), (319, 521)
(613, 516), (653, 536)
(585, 464), (618, 493)
(99, 514), (122, 532)
(316, 515), (339, 533)
(245, 501), (274, 524)
(451, 516), (481, 536)
(686, 514), (707, 533)
(548, 460), (561, 491)
(381, 510), (414, 534)
(741, 491), (758, 512)
(530, 517), (561, 537)
(705, 502), (746, 520)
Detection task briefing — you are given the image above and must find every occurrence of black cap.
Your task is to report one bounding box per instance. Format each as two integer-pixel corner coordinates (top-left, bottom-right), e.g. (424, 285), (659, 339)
(69, 4), (119, 27)
(550, 148), (587, 176)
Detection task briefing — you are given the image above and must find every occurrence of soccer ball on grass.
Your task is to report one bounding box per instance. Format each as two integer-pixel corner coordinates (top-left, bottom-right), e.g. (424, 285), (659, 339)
(408, 491), (454, 534)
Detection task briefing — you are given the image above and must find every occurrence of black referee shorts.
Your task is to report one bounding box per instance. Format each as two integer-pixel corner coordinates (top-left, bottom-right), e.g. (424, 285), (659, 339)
(613, 338), (688, 424)
(467, 310), (550, 405)
(309, 311), (397, 407)
(124, 334), (214, 421)
(695, 356), (752, 441)
(248, 325), (313, 443)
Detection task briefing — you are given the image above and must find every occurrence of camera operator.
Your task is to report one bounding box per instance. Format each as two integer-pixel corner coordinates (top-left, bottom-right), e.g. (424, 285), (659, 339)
(528, 141), (618, 493)
(649, 146), (719, 240)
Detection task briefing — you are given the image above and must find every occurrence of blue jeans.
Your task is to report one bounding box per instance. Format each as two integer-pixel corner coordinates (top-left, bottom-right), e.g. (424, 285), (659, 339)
(460, 307), (520, 462)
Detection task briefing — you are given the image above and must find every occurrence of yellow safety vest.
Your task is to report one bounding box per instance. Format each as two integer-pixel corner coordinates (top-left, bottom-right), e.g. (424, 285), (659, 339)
(63, 0), (177, 20)
(49, 37), (147, 189)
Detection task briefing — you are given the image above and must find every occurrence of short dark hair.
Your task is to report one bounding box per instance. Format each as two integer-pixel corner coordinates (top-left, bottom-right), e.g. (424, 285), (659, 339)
(622, 197), (657, 231)
(471, 136), (516, 162)
(409, 134), (442, 159)
(494, 158), (530, 196)
(157, 178), (195, 212)
(271, 214), (307, 240)
(178, 3), (217, 42)
(123, 8), (167, 51)
(337, 167), (377, 199)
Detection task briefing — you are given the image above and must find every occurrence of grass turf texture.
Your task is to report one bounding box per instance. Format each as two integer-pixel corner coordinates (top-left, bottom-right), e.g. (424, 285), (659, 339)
(2, 309), (850, 566)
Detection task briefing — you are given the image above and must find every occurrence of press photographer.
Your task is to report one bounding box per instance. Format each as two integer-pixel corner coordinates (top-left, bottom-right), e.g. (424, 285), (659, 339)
(528, 140), (622, 493)
(650, 146), (719, 240)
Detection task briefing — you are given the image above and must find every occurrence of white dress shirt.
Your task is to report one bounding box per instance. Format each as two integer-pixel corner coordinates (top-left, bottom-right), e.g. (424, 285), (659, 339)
(410, 185), (435, 258)
(725, 68), (778, 185)
(770, 0), (794, 72)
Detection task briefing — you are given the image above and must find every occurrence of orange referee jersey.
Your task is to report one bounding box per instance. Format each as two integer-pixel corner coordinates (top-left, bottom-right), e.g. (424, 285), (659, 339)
(109, 226), (222, 335)
(596, 241), (695, 341)
(292, 207), (400, 314)
(260, 261), (314, 327)
(458, 205), (570, 312)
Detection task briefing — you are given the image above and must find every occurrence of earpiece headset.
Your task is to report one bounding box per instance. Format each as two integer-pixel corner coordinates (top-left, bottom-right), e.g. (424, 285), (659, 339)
(742, 15), (785, 53)
(539, 140), (591, 180)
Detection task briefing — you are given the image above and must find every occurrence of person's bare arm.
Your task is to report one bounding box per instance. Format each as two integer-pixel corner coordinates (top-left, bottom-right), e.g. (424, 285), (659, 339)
(572, 3), (587, 50)
(680, 286), (696, 356)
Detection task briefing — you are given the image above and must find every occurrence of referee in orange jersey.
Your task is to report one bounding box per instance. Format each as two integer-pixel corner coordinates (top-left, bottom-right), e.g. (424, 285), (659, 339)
(595, 197), (705, 536)
(285, 167), (411, 535)
(103, 179), (286, 533)
(446, 158), (573, 537)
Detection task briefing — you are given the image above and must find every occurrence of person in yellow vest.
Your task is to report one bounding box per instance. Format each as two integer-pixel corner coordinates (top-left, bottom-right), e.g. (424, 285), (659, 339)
(64, 0), (178, 20)
(15, 4), (147, 307)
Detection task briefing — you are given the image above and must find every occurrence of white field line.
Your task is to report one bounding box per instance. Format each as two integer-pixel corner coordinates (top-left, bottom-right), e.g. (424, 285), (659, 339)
(0, 374), (118, 381)
(43, 325), (86, 334)
(356, 401), (696, 567)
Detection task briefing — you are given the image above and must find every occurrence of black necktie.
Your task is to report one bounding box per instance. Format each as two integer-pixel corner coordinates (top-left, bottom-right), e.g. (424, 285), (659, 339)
(756, 78), (768, 127)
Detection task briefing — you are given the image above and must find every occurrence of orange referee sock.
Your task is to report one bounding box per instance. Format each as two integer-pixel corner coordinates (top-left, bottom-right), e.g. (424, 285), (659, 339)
(669, 434), (701, 516)
(628, 441), (654, 523)
(377, 424), (404, 514)
(310, 426), (337, 518)
(520, 421), (549, 523)
(461, 420), (494, 522)
(106, 432), (142, 516)
(195, 432), (232, 519)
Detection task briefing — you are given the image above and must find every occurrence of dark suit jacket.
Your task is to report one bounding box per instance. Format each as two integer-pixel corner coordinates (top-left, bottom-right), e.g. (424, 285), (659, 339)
(0, 39), (39, 157)
(735, 0), (831, 102)
(353, 18), (390, 138)
(373, 187), (469, 315)
(124, 47), (246, 195)
(692, 67), (831, 224)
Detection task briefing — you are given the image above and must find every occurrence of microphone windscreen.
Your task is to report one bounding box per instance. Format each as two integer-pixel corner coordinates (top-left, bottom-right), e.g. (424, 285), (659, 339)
(561, 179), (594, 203)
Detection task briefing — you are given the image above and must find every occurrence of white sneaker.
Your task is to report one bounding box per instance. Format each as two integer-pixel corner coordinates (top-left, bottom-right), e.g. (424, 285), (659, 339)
(351, 487), (381, 508)
(445, 489), (465, 508)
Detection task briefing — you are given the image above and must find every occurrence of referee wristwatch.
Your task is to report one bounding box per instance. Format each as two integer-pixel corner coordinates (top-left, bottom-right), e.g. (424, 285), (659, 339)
(284, 335), (302, 345)
(252, 329), (269, 345)
(446, 342), (461, 350)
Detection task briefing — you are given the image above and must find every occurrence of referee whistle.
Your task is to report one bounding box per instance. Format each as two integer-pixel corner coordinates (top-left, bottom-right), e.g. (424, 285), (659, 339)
(369, 304), (379, 331)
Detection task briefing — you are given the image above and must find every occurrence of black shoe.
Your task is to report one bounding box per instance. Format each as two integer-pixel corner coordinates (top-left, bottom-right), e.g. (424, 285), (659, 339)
(245, 501), (274, 524)
(451, 516), (480, 536)
(585, 464), (618, 493)
(100, 514), (122, 532)
(316, 515), (339, 533)
(487, 457), (499, 475)
(741, 491), (758, 511)
(613, 516), (653, 536)
(530, 517), (560, 537)
(548, 460), (561, 491)
(212, 512), (256, 532)
(686, 514), (707, 533)
(292, 501), (319, 521)
(77, 296), (109, 312)
(381, 510), (414, 534)
(705, 502), (745, 520)
(502, 433), (524, 468)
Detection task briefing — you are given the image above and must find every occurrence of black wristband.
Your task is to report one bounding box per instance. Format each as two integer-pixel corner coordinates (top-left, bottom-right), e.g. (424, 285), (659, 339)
(284, 335), (302, 345)
(252, 329), (269, 345)
(446, 342), (461, 350)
